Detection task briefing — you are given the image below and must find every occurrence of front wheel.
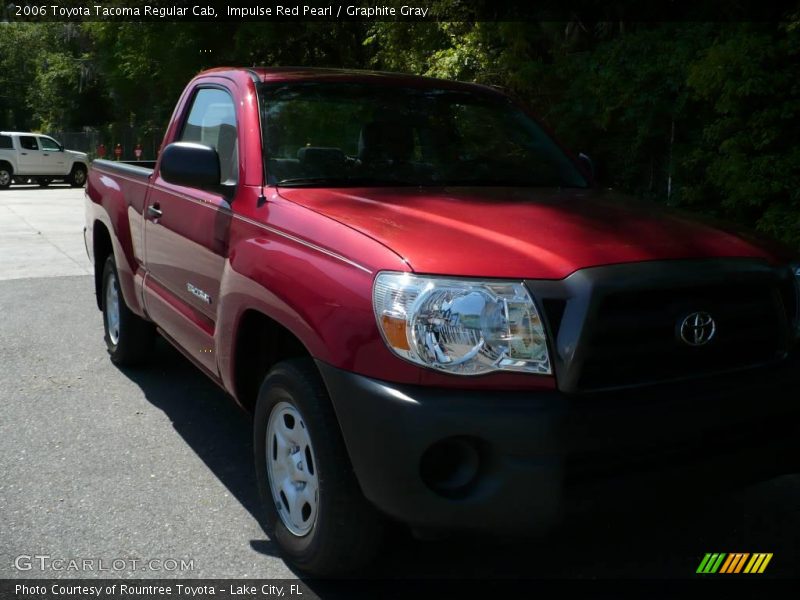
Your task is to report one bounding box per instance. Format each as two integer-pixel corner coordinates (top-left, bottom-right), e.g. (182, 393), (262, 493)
(101, 255), (155, 365)
(254, 359), (384, 575)
(69, 164), (87, 187)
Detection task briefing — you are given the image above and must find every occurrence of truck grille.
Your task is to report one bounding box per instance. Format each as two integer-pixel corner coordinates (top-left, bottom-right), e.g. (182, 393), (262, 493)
(576, 284), (787, 389)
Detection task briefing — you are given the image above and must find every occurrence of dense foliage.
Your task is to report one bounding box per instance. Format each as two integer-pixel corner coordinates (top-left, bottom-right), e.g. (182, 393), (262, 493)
(1, 17), (798, 246)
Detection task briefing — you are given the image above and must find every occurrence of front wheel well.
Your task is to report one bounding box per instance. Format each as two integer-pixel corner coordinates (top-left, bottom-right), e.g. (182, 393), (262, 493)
(233, 310), (311, 413)
(0, 160), (12, 173)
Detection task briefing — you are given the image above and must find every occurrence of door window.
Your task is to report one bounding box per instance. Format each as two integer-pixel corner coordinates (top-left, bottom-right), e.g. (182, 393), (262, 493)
(179, 88), (238, 185)
(39, 137), (61, 151)
(0, 135), (12, 149)
(19, 136), (39, 151)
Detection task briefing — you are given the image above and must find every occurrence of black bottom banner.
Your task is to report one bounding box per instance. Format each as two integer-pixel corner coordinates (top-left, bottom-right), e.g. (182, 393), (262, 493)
(2, 578), (799, 600)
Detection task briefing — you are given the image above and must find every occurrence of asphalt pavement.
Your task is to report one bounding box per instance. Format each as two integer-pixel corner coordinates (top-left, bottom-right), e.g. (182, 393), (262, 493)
(1, 186), (798, 586)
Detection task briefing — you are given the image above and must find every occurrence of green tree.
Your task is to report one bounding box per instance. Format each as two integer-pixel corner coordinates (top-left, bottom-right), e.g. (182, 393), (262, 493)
(3, 17), (799, 246)
(0, 23), (109, 131)
(685, 22), (800, 245)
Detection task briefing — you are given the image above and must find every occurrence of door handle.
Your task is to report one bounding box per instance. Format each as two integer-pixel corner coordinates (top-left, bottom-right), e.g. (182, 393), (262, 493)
(147, 204), (163, 219)
(42, 153), (49, 156)
(20, 152), (27, 155)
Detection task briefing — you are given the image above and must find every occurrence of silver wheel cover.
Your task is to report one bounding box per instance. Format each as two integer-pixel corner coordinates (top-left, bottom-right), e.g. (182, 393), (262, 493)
(105, 271), (121, 346)
(266, 400), (319, 536)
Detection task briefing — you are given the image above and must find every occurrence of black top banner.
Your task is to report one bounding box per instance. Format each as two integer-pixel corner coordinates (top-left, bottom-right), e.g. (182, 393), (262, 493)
(2, 0), (798, 22)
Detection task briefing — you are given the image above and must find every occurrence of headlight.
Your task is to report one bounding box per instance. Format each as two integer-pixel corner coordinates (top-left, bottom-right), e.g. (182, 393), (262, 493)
(372, 272), (551, 375)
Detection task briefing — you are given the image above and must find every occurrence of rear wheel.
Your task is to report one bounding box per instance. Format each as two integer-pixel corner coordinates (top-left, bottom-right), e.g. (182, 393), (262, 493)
(101, 255), (155, 365)
(0, 164), (11, 189)
(254, 359), (384, 575)
(69, 164), (87, 187)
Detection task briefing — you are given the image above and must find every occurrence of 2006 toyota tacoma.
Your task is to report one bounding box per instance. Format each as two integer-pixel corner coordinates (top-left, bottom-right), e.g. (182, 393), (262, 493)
(85, 67), (800, 574)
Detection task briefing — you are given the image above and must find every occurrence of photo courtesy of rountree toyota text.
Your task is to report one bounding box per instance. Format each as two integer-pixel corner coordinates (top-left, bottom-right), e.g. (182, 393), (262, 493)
(1, 0), (799, 597)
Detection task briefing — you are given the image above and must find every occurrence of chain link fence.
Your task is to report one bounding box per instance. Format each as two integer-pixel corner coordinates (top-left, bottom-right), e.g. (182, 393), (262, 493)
(48, 127), (165, 161)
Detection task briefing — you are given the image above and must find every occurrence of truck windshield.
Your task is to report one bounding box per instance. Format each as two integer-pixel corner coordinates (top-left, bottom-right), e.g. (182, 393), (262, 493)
(259, 82), (588, 188)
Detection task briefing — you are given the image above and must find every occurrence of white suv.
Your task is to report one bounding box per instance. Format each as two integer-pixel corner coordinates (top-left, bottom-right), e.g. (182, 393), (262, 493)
(0, 132), (89, 189)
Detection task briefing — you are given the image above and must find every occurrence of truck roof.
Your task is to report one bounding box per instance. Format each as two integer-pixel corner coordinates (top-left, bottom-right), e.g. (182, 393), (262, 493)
(198, 66), (505, 96)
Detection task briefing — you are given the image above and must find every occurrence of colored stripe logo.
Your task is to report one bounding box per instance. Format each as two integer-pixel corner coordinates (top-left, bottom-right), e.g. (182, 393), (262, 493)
(696, 553), (773, 574)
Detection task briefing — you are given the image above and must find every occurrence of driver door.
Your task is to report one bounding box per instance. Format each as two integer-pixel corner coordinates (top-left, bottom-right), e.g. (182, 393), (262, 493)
(37, 136), (68, 175)
(143, 84), (238, 377)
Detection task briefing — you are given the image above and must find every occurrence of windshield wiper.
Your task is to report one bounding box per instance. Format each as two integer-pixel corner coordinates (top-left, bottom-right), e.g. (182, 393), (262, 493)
(276, 176), (417, 187)
(431, 179), (585, 188)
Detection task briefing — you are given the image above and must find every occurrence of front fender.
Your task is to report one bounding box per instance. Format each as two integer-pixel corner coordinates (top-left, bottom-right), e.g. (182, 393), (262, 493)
(215, 229), (423, 397)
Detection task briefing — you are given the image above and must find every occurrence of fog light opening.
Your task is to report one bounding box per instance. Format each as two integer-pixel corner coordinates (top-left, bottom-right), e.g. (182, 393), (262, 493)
(420, 436), (483, 498)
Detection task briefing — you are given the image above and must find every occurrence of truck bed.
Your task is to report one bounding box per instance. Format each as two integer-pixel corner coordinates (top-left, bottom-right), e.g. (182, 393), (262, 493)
(87, 159), (154, 282)
(93, 158), (156, 176)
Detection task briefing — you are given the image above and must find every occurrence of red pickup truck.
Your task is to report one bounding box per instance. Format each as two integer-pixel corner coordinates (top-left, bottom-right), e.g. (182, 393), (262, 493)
(85, 67), (800, 574)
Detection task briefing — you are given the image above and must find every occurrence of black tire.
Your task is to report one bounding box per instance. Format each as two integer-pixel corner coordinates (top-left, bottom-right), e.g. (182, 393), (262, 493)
(101, 255), (155, 365)
(69, 164), (87, 187)
(0, 164), (11, 189)
(254, 359), (384, 575)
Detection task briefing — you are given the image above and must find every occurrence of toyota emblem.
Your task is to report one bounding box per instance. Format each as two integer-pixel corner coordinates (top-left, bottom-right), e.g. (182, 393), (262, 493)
(679, 311), (717, 346)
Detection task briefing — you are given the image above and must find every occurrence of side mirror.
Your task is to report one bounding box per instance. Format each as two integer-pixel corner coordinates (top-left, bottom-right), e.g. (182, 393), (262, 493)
(160, 142), (221, 189)
(578, 152), (595, 181)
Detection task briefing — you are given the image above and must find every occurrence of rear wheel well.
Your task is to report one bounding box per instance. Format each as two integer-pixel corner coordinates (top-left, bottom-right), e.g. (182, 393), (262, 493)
(233, 310), (311, 413)
(93, 222), (113, 310)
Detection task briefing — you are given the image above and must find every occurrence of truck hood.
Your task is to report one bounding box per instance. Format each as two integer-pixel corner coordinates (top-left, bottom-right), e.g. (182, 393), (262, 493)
(66, 149), (88, 159)
(277, 187), (788, 279)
